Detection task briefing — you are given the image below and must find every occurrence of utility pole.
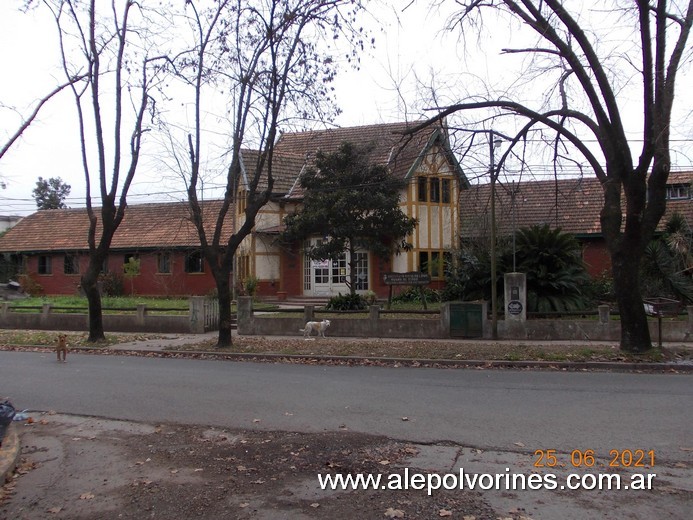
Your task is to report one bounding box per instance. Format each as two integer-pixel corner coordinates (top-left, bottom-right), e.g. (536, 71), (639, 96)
(489, 133), (503, 340)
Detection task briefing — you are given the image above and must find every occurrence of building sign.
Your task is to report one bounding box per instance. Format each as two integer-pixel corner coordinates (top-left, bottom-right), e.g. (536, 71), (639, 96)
(311, 259), (330, 269)
(383, 272), (431, 286)
(507, 300), (523, 315)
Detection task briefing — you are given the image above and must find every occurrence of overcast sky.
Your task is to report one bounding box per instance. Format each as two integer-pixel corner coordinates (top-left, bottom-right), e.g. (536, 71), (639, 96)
(1, 1), (692, 216)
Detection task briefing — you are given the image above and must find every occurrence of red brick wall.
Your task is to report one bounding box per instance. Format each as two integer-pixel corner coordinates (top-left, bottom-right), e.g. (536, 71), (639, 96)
(581, 239), (612, 277)
(279, 244), (303, 297)
(26, 251), (218, 296)
(371, 255), (394, 299)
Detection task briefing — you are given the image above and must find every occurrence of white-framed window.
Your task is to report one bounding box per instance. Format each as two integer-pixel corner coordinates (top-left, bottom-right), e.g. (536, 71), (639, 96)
(666, 184), (690, 200)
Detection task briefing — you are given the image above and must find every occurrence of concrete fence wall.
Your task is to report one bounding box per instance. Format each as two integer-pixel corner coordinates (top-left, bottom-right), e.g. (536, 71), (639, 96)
(237, 297), (445, 338)
(2, 296), (692, 342)
(0, 297), (216, 334)
(238, 297), (693, 342)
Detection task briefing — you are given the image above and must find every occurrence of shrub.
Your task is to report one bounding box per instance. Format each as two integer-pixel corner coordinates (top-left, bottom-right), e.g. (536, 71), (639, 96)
(364, 290), (378, 306)
(18, 273), (43, 296)
(584, 270), (615, 304)
(325, 293), (368, 310)
(392, 286), (441, 304)
(243, 276), (259, 297)
(99, 271), (124, 296)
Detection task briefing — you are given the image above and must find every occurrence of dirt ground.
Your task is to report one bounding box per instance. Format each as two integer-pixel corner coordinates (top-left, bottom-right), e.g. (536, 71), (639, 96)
(1, 414), (499, 520)
(3, 413), (691, 520)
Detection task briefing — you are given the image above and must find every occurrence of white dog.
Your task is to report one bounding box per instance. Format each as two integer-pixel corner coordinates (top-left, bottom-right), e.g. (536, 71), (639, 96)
(300, 319), (331, 338)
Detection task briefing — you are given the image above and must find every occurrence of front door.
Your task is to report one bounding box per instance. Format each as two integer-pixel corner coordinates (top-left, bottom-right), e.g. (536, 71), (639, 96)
(303, 240), (367, 296)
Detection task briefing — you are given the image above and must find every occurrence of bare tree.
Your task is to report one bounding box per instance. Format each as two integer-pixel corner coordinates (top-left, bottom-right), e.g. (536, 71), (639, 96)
(45, 0), (165, 341)
(413, 0), (693, 352)
(1, 75), (85, 162)
(164, 0), (366, 347)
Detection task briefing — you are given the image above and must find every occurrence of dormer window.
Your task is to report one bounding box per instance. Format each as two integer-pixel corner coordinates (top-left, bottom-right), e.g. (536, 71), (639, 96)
(666, 184), (690, 200)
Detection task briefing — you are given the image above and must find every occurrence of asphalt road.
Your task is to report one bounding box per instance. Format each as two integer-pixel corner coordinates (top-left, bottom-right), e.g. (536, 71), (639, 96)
(1, 350), (691, 462)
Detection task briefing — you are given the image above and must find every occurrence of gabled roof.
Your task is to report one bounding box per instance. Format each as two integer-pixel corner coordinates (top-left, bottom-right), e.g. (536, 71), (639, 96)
(236, 122), (467, 201)
(274, 121), (466, 199)
(239, 149), (307, 195)
(0, 201), (234, 253)
(459, 171), (693, 238)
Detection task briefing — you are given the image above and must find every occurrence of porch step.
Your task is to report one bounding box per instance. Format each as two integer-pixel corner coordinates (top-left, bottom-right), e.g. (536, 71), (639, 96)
(263, 297), (330, 308)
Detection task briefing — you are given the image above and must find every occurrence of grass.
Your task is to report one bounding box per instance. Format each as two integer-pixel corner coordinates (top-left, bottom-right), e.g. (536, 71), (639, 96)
(11, 296), (189, 313)
(8, 295), (279, 314)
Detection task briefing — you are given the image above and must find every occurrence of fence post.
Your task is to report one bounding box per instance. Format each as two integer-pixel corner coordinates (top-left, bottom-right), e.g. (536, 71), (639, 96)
(598, 305), (610, 324)
(369, 305), (380, 337)
(41, 303), (51, 328)
(189, 297), (205, 334)
(440, 302), (450, 337)
(136, 304), (146, 327)
(304, 305), (314, 323)
(688, 306), (693, 336)
(237, 296), (253, 335)
(1, 302), (9, 319)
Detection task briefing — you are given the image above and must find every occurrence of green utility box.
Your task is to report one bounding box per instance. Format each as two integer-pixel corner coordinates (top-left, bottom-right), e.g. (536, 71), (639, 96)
(449, 302), (484, 338)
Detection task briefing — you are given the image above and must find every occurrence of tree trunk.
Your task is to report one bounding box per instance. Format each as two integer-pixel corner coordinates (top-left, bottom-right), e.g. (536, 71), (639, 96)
(611, 248), (652, 352)
(215, 269), (233, 348)
(81, 260), (105, 342)
(348, 242), (357, 296)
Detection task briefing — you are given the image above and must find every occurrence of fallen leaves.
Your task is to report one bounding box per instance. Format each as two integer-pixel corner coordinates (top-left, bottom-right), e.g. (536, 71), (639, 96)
(384, 507), (406, 518)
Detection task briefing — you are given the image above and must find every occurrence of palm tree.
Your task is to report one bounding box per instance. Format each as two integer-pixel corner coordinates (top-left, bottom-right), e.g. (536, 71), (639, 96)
(445, 225), (591, 312)
(510, 225), (591, 312)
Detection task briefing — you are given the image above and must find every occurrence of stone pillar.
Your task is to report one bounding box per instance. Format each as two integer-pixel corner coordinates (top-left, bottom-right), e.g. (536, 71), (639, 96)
(304, 305), (314, 323)
(369, 305), (380, 337)
(504, 272), (526, 322)
(189, 296), (205, 334)
(440, 302), (450, 337)
(236, 296), (253, 335)
(136, 304), (146, 327)
(41, 303), (52, 328)
(598, 305), (610, 324)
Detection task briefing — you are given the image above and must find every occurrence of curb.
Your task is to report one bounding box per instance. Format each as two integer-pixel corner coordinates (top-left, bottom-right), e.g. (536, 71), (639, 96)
(1, 344), (691, 372)
(0, 423), (21, 486)
(89, 348), (693, 372)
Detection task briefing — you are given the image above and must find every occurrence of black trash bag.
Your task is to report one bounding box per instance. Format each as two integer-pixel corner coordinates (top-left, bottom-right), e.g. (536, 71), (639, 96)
(0, 399), (16, 446)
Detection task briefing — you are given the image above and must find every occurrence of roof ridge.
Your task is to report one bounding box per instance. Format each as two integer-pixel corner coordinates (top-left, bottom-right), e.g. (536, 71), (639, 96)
(279, 120), (429, 136)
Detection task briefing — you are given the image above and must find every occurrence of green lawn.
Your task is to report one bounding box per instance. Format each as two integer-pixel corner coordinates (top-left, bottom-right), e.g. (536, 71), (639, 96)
(8, 296), (191, 314)
(6, 296), (279, 314)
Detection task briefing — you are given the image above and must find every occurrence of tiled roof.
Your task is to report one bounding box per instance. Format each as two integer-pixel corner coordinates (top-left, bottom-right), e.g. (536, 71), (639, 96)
(459, 171), (693, 238)
(239, 122), (464, 201)
(0, 200), (234, 253)
(239, 149), (306, 194)
(274, 121), (451, 185)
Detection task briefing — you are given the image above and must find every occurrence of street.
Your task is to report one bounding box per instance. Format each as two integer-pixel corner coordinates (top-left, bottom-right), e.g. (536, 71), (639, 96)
(2, 350), (691, 461)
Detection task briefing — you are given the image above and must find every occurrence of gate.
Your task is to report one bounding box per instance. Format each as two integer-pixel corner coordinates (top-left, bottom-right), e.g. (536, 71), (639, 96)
(203, 297), (219, 331)
(449, 302), (483, 338)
